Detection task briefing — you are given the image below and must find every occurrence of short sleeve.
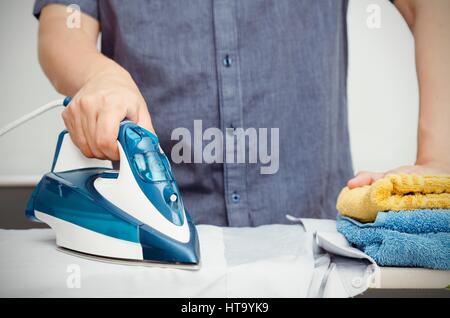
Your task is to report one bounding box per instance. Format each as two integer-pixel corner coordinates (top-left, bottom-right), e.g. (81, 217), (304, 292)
(33, 0), (99, 20)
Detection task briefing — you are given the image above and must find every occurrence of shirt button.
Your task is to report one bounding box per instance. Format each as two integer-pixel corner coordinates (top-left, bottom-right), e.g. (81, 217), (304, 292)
(351, 276), (363, 289)
(231, 192), (240, 203)
(223, 54), (232, 67)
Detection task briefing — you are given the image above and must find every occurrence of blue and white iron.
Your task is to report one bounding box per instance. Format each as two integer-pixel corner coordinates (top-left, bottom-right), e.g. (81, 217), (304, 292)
(16, 97), (201, 269)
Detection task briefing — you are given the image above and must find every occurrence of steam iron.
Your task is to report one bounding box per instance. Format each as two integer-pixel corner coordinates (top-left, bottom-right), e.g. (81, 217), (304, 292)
(25, 119), (201, 270)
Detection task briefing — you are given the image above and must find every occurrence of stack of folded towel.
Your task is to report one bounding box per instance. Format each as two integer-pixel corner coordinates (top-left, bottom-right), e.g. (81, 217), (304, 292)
(336, 174), (450, 270)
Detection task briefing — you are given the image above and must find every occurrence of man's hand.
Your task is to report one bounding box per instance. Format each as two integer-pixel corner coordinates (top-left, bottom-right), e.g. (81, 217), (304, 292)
(62, 69), (154, 160)
(38, 4), (153, 161)
(347, 163), (450, 189)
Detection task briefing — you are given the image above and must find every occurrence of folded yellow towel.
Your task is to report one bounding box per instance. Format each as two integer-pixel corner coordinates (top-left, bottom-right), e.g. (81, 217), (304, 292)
(336, 174), (450, 222)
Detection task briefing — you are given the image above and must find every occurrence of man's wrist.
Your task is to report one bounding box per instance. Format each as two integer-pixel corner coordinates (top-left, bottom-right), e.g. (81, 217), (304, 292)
(83, 56), (130, 85)
(415, 157), (450, 172)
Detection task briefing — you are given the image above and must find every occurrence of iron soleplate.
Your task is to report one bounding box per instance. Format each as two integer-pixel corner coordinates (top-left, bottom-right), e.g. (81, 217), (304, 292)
(57, 246), (201, 271)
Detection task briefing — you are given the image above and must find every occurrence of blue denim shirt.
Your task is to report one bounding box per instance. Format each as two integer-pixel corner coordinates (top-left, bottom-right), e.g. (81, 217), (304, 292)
(34, 0), (353, 226)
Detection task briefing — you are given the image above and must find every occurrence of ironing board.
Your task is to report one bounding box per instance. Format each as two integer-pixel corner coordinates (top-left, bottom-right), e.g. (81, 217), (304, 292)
(0, 222), (449, 297)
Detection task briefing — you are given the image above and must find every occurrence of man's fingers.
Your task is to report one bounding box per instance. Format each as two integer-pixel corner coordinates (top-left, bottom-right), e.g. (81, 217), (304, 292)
(347, 172), (372, 189)
(80, 106), (105, 159)
(62, 107), (95, 158)
(61, 109), (74, 135)
(73, 115), (95, 158)
(347, 171), (384, 189)
(96, 109), (124, 161)
(61, 109), (81, 154)
(126, 98), (154, 134)
(137, 106), (155, 134)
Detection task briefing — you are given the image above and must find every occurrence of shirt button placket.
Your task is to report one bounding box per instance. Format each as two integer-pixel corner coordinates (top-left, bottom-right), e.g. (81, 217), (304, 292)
(213, 0), (249, 226)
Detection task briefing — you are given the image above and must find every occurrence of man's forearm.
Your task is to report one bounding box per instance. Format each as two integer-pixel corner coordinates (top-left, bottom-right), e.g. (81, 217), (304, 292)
(36, 4), (154, 160)
(38, 4), (127, 96)
(395, 0), (450, 169)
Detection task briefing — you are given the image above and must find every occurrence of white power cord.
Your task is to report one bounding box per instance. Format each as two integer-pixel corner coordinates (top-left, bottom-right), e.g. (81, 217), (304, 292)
(0, 98), (66, 137)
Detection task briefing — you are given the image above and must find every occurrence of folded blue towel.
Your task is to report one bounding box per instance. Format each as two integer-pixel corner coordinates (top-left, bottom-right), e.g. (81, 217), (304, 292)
(336, 209), (450, 270)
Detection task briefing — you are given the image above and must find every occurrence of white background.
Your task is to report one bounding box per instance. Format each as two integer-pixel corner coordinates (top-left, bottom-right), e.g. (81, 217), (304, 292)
(0, 0), (419, 185)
